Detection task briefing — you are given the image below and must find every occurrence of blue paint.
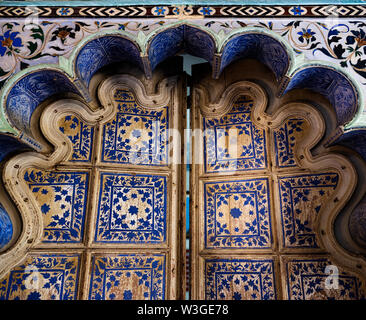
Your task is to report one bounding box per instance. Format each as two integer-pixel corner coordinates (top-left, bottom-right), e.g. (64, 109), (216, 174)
(59, 115), (94, 162)
(76, 36), (143, 87)
(204, 178), (272, 249)
(6, 70), (79, 136)
(95, 172), (167, 243)
(203, 97), (267, 173)
(273, 118), (305, 168)
(205, 259), (276, 300)
(220, 33), (289, 81)
(278, 173), (339, 248)
(0, 254), (81, 300)
(0, 204), (13, 249)
(24, 169), (89, 243)
(286, 258), (364, 299)
(148, 25), (216, 71)
(101, 89), (169, 166)
(283, 67), (358, 125)
(334, 128), (366, 162)
(88, 254), (166, 300)
(148, 26), (185, 71)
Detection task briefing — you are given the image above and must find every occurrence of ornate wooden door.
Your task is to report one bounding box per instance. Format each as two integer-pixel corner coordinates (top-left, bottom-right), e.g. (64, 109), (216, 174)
(0, 68), (187, 300)
(189, 62), (366, 300)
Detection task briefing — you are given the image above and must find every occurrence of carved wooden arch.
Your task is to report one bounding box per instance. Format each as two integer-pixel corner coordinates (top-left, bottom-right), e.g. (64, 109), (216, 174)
(0, 73), (185, 300)
(190, 80), (366, 299)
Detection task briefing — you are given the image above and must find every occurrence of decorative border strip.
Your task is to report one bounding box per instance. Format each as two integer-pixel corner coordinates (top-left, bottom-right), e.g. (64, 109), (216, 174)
(1, 5), (366, 18)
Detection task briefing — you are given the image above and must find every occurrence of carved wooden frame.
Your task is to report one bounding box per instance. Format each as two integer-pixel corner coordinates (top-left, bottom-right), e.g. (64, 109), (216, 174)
(0, 74), (186, 299)
(190, 80), (366, 299)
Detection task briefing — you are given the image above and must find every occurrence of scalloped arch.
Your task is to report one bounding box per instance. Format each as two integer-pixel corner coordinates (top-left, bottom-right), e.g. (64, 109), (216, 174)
(283, 65), (360, 126)
(0, 22), (363, 154)
(74, 34), (144, 88)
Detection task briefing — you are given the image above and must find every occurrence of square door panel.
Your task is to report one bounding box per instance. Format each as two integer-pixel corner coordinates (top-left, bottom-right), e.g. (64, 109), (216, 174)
(203, 97), (267, 173)
(94, 172), (168, 244)
(281, 256), (365, 300)
(88, 253), (166, 300)
(204, 257), (277, 300)
(0, 253), (81, 300)
(203, 178), (273, 249)
(101, 89), (169, 166)
(24, 169), (89, 243)
(277, 173), (339, 249)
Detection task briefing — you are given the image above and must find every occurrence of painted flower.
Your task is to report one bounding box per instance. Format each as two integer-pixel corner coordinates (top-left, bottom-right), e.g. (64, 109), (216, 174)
(153, 6), (167, 16)
(172, 7), (180, 15)
(41, 203), (50, 215)
(123, 290), (133, 300)
(346, 29), (366, 49)
(51, 26), (75, 44)
(290, 6), (305, 16)
(128, 205), (139, 215)
(59, 8), (71, 16)
(230, 207), (242, 219)
(233, 292), (242, 300)
(297, 28), (316, 43)
(0, 30), (23, 57)
(199, 7), (214, 16)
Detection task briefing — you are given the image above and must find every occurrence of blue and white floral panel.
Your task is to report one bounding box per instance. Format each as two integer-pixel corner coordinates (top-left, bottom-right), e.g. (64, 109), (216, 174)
(0, 254), (80, 300)
(101, 89), (169, 166)
(203, 97), (267, 173)
(24, 169), (89, 243)
(205, 258), (277, 300)
(94, 172), (167, 244)
(88, 253), (166, 300)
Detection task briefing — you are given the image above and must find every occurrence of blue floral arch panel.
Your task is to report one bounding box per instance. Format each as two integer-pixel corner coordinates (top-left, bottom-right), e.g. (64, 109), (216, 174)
(6, 70), (80, 136)
(283, 67), (358, 125)
(220, 33), (290, 81)
(148, 25), (216, 71)
(75, 36), (144, 87)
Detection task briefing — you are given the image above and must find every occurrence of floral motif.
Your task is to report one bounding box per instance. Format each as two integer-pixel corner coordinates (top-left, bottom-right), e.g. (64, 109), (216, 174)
(24, 169), (89, 243)
(89, 254), (166, 300)
(278, 173), (339, 248)
(101, 90), (169, 166)
(0, 254), (80, 300)
(95, 172), (167, 243)
(289, 6), (307, 16)
(58, 115), (94, 162)
(0, 30), (22, 57)
(198, 7), (215, 16)
(273, 118), (308, 168)
(297, 28), (316, 43)
(51, 26), (75, 45)
(204, 178), (272, 249)
(285, 258), (366, 300)
(205, 259), (276, 300)
(203, 97), (267, 173)
(152, 6), (168, 16)
(56, 8), (74, 17)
